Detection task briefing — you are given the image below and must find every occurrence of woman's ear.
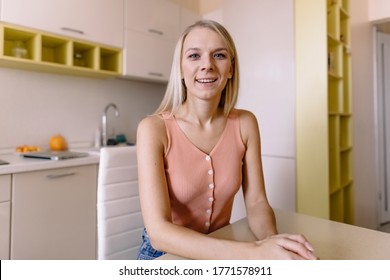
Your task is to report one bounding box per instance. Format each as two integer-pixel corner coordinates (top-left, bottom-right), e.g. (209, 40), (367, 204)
(228, 66), (233, 79)
(228, 58), (234, 79)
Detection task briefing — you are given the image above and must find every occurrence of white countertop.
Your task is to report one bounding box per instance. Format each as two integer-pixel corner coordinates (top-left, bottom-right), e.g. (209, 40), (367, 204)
(0, 150), (100, 175)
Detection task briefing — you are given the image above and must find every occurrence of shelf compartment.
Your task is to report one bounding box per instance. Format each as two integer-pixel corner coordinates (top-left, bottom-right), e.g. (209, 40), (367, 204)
(328, 41), (343, 77)
(99, 47), (121, 73)
(328, 76), (343, 113)
(330, 189), (344, 222)
(343, 183), (354, 224)
(327, 0), (340, 40)
(41, 35), (70, 65)
(340, 116), (352, 149)
(329, 115), (340, 193)
(342, 51), (352, 114)
(340, 9), (350, 45)
(2, 26), (37, 60)
(340, 148), (352, 187)
(340, 0), (350, 16)
(72, 42), (97, 69)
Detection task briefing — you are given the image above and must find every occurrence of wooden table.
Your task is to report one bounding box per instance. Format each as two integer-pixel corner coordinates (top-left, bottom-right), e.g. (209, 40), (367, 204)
(159, 208), (390, 260)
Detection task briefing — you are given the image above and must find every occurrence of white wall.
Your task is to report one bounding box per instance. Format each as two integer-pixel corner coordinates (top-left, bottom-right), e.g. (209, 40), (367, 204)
(0, 68), (165, 153)
(201, 0), (382, 229)
(351, 1), (382, 229)
(369, 0), (390, 22)
(206, 0), (296, 214)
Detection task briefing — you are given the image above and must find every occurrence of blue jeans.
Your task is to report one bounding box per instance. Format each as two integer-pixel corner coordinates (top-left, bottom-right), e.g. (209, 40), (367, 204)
(136, 228), (165, 260)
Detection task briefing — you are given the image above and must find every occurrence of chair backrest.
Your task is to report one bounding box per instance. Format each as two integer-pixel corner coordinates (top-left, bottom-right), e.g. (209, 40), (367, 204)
(97, 146), (143, 259)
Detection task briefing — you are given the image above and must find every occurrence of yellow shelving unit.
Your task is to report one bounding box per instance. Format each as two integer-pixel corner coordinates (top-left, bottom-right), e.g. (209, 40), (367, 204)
(295, 0), (353, 224)
(327, 0), (354, 224)
(0, 22), (122, 78)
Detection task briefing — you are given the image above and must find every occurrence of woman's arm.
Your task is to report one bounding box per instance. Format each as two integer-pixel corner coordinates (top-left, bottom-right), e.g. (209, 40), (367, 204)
(238, 110), (315, 257)
(238, 110), (278, 239)
(137, 115), (316, 260)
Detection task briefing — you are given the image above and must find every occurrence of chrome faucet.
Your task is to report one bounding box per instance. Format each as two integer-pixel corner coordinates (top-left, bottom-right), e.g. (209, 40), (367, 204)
(102, 103), (120, 146)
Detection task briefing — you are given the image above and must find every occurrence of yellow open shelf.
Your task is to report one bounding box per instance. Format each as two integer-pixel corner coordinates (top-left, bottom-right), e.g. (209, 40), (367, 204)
(41, 35), (69, 65)
(0, 22), (122, 78)
(327, 0), (353, 224)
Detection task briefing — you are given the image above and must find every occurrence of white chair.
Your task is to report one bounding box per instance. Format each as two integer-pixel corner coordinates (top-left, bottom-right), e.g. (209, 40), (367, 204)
(97, 146), (144, 259)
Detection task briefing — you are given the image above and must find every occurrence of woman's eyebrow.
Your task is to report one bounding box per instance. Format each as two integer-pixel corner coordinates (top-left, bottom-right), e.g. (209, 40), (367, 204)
(184, 47), (201, 53)
(184, 47), (228, 53)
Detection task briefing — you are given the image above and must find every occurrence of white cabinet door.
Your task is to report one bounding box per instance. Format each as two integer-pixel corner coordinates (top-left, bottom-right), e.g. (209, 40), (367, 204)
(0, 0), (124, 47)
(180, 7), (201, 33)
(124, 30), (175, 82)
(0, 202), (11, 260)
(11, 165), (97, 260)
(126, 0), (180, 42)
(0, 175), (11, 260)
(123, 0), (180, 81)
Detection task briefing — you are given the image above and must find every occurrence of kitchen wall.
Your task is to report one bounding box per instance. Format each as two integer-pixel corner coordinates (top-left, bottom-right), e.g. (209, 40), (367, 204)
(0, 68), (165, 153)
(178, 0), (387, 229)
(369, 0), (390, 22)
(350, 0), (378, 229)
(202, 0), (297, 215)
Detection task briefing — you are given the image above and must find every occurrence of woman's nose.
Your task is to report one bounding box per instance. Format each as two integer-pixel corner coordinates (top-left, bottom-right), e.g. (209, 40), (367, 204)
(201, 56), (213, 71)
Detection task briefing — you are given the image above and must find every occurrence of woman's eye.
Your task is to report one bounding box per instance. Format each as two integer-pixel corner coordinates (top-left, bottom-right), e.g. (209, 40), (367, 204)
(214, 53), (227, 59)
(188, 53), (200, 59)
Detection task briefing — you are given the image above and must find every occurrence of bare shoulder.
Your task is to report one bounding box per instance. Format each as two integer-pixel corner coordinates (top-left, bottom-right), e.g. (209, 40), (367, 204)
(137, 115), (167, 148)
(235, 109), (259, 129)
(234, 109), (260, 144)
(138, 115), (166, 132)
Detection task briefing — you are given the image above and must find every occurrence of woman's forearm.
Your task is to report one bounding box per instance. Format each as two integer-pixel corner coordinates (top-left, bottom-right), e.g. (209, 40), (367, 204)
(246, 202), (278, 240)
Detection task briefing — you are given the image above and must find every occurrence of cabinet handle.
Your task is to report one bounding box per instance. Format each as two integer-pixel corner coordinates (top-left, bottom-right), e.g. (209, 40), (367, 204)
(148, 29), (164, 36)
(148, 72), (164, 77)
(47, 172), (76, 179)
(61, 27), (85, 35)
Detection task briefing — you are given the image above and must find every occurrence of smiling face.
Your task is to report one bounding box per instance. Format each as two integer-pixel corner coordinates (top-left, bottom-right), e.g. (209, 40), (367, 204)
(181, 27), (233, 103)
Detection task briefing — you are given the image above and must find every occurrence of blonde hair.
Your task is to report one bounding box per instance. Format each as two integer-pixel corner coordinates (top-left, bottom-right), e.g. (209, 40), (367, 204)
(154, 20), (240, 116)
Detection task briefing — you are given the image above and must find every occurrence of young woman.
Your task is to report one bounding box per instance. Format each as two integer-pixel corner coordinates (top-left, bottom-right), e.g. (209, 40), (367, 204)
(136, 20), (316, 260)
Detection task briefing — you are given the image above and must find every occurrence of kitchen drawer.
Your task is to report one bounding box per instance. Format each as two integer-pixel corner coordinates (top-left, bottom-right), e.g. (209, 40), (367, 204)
(0, 175), (11, 202)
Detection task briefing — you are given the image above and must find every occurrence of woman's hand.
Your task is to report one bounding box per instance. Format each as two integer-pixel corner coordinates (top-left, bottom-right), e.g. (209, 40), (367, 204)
(250, 233), (317, 260)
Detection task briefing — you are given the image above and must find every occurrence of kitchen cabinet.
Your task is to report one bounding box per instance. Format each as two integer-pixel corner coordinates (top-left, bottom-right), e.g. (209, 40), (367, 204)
(0, 22), (122, 78)
(0, 0), (124, 48)
(123, 0), (180, 82)
(0, 174), (11, 260)
(124, 30), (175, 82)
(180, 6), (201, 33)
(10, 164), (97, 259)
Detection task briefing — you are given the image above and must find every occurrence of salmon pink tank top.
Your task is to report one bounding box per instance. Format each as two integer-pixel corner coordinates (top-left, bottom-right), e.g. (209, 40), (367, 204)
(163, 110), (245, 234)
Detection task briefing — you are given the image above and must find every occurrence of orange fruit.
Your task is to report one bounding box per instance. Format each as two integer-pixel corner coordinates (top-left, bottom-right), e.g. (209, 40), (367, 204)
(49, 134), (68, 151)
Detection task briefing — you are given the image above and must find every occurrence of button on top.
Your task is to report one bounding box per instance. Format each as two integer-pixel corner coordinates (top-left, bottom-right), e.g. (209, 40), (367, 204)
(205, 155), (211, 161)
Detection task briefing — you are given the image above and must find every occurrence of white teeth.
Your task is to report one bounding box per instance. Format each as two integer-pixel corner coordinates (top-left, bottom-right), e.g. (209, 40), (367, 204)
(197, 79), (216, 83)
